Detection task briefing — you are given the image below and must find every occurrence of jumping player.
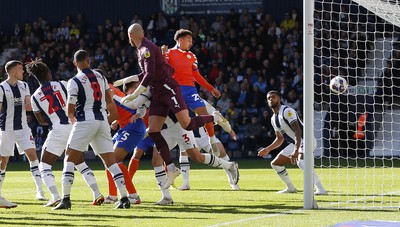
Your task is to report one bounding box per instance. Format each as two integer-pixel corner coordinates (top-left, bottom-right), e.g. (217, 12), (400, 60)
(122, 23), (232, 189)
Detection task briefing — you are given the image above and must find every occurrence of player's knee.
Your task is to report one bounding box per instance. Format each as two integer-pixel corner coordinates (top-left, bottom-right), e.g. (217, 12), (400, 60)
(133, 148), (144, 159)
(271, 162), (284, 172)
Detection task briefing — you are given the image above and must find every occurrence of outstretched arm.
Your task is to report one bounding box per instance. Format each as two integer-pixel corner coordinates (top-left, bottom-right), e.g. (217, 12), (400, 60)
(257, 131), (284, 157)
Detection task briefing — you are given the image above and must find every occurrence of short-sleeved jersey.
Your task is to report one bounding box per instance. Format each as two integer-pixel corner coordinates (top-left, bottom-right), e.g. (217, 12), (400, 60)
(0, 81), (30, 131)
(31, 81), (69, 129)
(67, 68), (109, 122)
(165, 47), (213, 92)
(109, 84), (137, 129)
(271, 105), (303, 144)
(136, 38), (175, 89)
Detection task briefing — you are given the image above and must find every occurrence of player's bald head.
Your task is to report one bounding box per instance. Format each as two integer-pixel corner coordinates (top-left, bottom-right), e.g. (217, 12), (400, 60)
(128, 23), (144, 37)
(127, 23), (144, 47)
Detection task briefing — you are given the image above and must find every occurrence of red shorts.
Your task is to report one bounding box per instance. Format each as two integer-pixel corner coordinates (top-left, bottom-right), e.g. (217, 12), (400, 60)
(149, 84), (188, 117)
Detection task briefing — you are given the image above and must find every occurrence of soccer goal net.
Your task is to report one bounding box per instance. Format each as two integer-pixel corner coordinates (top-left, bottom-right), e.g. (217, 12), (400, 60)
(312, 0), (400, 209)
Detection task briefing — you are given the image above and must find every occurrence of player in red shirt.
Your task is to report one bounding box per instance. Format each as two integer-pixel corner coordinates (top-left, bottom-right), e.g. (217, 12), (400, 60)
(161, 29), (232, 156)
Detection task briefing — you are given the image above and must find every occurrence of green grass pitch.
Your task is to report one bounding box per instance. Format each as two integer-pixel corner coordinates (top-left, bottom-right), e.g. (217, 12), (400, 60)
(1, 159), (399, 226)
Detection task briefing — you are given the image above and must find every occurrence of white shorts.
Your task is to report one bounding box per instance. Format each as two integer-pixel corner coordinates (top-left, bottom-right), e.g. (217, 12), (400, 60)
(279, 138), (317, 157)
(161, 123), (196, 152)
(195, 127), (220, 152)
(42, 124), (72, 157)
(0, 128), (35, 156)
(67, 120), (113, 155)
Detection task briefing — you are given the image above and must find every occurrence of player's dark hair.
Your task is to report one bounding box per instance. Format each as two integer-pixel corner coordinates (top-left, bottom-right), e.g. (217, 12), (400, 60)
(267, 90), (281, 98)
(25, 58), (50, 83)
(5, 60), (23, 74)
(174, 29), (192, 41)
(74, 49), (88, 63)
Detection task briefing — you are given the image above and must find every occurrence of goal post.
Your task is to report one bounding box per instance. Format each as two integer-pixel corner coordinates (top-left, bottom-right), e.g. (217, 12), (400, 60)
(309, 0), (400, 209)
(303, 0), (316, 209)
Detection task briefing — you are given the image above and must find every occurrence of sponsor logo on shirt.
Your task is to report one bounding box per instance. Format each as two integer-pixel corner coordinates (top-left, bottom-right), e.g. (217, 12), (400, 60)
(13, 97), (22, 106)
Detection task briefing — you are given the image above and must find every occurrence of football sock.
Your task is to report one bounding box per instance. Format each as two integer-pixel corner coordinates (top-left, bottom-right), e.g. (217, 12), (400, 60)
(205, 122), (215, 137)
(271, 163), (296, 190)
(128, 158), (140, 179)
(75, 162), (101, 199)
(154, 165), (171, 199)
(39, 162), (60, 200)
(149, 132), (173, 165)
(108, 163), (127, 197)
(118, 163), (137, 194)
(221, 155), (235, 185)
(0, 169), (5, 196)
(203, 153), (231, 169)
(297, 159), (326, 191)
(29, 160), (43, 193)
(179, 155), (190, 186)
(185, 115), (214, 131)
(61, 162), (75, 198)
(106, 169), (117, 197)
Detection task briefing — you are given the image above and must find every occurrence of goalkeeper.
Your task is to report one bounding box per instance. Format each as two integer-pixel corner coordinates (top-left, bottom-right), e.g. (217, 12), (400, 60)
(257, 91), (327, 195)
(119, 23), (233, 188)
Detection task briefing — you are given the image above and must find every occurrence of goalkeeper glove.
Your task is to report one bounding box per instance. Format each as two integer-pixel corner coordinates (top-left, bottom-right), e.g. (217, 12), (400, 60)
(121, 85), (147, 103)
(113, 75), (139, 87)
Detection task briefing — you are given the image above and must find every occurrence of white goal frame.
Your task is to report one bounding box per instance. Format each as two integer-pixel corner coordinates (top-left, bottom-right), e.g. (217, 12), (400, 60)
(303, 0), (316, 209)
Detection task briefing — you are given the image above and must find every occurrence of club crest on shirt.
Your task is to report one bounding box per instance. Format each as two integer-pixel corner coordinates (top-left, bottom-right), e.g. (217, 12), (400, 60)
(287, 110), (293, 118)
(144, 49), (151, 58)
(187, 54), (191, 59)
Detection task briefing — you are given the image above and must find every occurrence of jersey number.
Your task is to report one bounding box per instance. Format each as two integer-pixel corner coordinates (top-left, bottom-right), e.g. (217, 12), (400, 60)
(182, 133), (190, 143)
(121, 132), (130, 141)
(191, 94), (200, 101)
(91, 81), (102, 101)
(40, 90), (66, 114)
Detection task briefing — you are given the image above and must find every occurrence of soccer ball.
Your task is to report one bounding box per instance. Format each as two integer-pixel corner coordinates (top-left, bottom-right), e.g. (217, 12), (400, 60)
(329, 76), (348, 94)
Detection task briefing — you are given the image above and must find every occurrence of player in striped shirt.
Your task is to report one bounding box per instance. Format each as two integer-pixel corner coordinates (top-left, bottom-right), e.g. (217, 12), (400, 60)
(54, 50), (129, 210)
(257, 91), (327, 195)
(93, 69), (145, 205)
(0, 60), (44, 208)
(27, 59), (107, 207)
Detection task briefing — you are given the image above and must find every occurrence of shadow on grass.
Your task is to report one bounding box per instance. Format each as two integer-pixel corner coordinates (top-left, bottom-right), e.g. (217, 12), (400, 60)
(0, 220), (76, 226)
(134, 202), (302, 214)
(187, 188), (279, 192)
(47, 211), (208, 219)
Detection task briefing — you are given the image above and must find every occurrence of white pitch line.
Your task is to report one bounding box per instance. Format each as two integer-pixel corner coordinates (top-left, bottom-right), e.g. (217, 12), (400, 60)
(207, 210), (302, 227)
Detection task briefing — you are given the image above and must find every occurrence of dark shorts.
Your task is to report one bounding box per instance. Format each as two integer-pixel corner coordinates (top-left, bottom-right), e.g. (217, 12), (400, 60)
(149, 83), (188, 117)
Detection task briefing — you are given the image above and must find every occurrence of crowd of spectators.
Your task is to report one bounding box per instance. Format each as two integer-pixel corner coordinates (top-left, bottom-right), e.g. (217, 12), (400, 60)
(0, 7), (304, 158)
